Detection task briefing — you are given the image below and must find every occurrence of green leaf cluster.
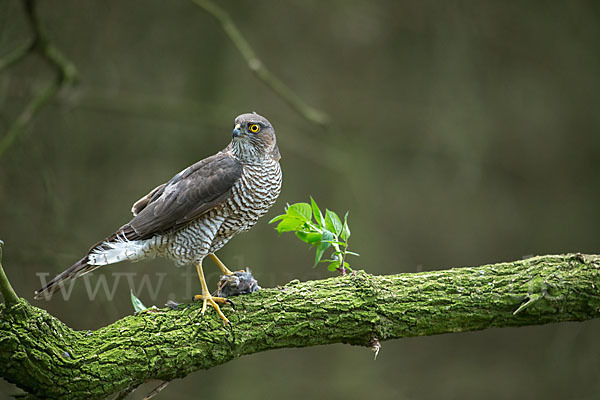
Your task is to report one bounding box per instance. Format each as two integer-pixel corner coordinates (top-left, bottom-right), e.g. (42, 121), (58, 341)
(269, 197), (359, 273)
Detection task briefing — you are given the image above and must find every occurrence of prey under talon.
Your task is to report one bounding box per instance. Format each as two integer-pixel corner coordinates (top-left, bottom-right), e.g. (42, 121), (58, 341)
(216, 269), (261, 298)
(191, 255), (247, 324)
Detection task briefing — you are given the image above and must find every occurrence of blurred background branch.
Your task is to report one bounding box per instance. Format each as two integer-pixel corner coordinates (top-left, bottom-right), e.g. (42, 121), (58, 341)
(0, 41), (32, 72)
(0, 0), (76, 160)
(192, 0), (330, 127)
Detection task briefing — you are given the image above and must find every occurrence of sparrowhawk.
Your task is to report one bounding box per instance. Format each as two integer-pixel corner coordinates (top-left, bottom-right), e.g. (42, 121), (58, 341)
(35, 113), (282, 324)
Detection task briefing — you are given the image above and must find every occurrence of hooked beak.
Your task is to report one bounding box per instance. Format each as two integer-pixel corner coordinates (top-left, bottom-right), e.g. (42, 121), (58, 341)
(232, 124), (242, 138)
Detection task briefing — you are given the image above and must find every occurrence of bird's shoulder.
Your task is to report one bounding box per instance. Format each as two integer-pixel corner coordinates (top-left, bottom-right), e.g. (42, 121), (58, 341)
(131, 150), (239, 215)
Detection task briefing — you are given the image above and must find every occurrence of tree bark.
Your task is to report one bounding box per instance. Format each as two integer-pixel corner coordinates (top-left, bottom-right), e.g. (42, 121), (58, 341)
(1, 253), (599, 399)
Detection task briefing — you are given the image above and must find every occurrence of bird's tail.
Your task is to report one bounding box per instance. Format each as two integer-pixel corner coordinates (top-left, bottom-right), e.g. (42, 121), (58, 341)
(34, 256), (101, 300)
(34, 231), (153, 300)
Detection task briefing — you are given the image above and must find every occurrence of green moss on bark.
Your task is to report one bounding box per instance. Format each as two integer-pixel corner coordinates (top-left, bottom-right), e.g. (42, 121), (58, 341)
(1, 254), (599, 399)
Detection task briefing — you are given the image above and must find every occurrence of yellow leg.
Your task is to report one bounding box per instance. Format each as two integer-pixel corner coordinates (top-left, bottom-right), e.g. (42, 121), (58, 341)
(209, 253), (234, 276)
(193, 261), (232, 325)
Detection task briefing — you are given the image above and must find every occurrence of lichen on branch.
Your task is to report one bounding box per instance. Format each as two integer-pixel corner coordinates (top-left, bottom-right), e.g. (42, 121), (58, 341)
(0, 253), (599, 399)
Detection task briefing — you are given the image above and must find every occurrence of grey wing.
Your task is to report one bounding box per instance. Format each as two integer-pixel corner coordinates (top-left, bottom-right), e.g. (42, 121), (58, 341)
(122, 152), (242, 240)
(131, 183), (166, 216)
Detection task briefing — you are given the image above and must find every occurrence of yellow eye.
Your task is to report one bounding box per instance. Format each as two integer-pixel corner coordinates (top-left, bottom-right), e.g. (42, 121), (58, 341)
(248, 124), (261, 133)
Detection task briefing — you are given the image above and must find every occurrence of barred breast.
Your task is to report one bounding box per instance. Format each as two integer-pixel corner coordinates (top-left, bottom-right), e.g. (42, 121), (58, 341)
(164, 158), (282, 265)
(212, 159), (282, 250)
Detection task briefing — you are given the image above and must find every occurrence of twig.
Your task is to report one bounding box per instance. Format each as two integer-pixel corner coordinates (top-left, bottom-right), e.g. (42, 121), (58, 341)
(112, 386), (136, 400)
(0, 241), (19, 305)
(192, 0), (330, 127)
(143, 381), (169, 400)
(25, 0), (77, 84)
(0, 0), (77, 160)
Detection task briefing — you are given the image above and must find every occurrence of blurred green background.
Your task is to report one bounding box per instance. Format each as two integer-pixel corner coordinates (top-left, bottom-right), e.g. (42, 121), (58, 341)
(1, 1), (600, 399)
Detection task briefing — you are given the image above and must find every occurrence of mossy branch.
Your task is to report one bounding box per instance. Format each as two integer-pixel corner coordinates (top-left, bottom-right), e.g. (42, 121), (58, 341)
(1, 253), (599, 399)
(192, 0), (330, 127)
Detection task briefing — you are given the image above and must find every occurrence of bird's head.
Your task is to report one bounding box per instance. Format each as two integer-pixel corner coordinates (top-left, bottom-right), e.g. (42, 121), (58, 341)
(231, 113), (280, 162)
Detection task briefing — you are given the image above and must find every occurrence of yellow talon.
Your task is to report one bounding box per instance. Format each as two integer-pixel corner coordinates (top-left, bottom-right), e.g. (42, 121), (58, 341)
(192, 294), (231, 323)
(194, 261), (232, 324)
